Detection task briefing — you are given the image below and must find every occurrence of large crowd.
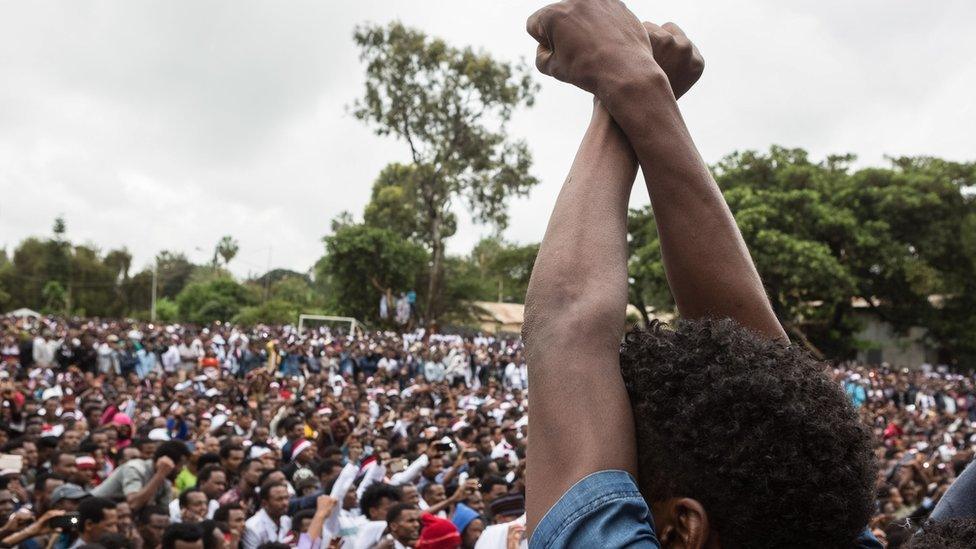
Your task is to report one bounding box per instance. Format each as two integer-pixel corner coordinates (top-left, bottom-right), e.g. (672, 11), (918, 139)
(0, 314), (973, 548)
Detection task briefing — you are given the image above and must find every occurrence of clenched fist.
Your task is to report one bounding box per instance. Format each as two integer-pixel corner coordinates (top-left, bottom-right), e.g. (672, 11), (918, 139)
(643, 22), (704, 100)
(527, 0), (657, 96)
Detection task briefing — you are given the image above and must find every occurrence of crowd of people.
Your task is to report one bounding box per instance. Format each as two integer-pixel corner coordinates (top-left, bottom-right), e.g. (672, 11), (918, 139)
(839, 364), (976, 546)
(0, 314), (528, 549)
(1, 313), (975, 548)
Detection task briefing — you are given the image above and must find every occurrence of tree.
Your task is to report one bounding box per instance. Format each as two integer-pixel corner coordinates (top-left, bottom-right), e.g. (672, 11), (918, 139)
(0, 250), (10, 310)
(469, 237), (538, 303)
(154, 297), (179, 322)
(269, 277), (316, 308)
(41, 281), (67, 315)
(104, 249), (133, 282)
(363, 163), (430, 241)
(233, 300), (299, 326)
(625, 148), (976, 361)
(68, 245), (120, 317)
(330, 211), (355, 233)
(175, 277), (254, 324)
(215, 236), (239, 267)
(53, 216), (66, 239)
(626, 206), (672, 327)
(319, 224), (427, 322)
(155, 251), (195, 299)
(353, 21), (539, 322)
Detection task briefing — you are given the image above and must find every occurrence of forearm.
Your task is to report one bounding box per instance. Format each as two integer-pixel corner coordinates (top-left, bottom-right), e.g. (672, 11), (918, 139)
(524, 102), (639, 532)
(425, 496), (456, 517)
(602, 70), (786, 340)
(524, 104), (636, 346)
(127, 473), (166, 510)
(307, 511), (329, 543)
(2, 528), (41, 546)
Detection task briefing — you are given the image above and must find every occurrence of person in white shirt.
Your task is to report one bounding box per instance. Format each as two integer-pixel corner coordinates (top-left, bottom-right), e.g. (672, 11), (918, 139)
(377, 350), (399, 374)
(178, 336), (201, 373)
(168, 465), (225, 522)
(384, 503), (421, 549)
(161, 337), (181, 374)
(503, 355), (527, 391)
(349, 483), (402, 549)
(169, 487), (217, 523)
(241, 480), (292, 549)
(32, 333), (58, 368)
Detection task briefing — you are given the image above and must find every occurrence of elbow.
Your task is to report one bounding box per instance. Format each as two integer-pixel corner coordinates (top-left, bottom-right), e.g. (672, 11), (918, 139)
(523, 276), (589, 340)
(523, 294), (626, 353)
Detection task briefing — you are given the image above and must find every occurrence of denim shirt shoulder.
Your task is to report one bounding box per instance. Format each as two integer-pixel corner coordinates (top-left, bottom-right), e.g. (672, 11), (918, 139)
(530, 470), (660, 549)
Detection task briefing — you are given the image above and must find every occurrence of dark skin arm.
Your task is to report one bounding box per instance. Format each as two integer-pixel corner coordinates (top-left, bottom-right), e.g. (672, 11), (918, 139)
(528, 0), (785, 341)
(524, 0), (785, 534)
(523, 98), (637, 535)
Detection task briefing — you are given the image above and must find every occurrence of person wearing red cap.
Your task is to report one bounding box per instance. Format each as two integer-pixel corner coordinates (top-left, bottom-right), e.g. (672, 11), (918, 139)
(74, 455), (98, 488)
(282, 438), (315, 482)
(414, 512), (461, 549)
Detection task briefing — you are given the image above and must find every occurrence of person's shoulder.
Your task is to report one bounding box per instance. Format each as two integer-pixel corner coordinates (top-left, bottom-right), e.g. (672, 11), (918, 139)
(854, 528), (884, 548)
(531, 470), (659, 549)
(245, 509), (266, 528)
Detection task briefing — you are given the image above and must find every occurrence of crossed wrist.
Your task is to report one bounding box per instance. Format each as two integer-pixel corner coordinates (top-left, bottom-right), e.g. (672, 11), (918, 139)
(596, 65), (672, 114)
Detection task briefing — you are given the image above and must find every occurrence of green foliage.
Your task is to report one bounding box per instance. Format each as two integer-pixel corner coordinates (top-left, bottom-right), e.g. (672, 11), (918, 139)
(41, 281), (67, 314)
(629, 147), (976, 362)
(154, 297), (179, 322)
(363, 163), (434, 241)
(353, 21), (538, 320)
(627, 206), (672, 326)
(175, 277), (254, 324)
(70, 245), (123, 317)
(155, 251), (195, 299)
(233, 299), (299, 326)
(252, 269), (309, 287)
(53, 216), (66, 238)
(270, 277), (316, 308)
(320, 223), (427, 322)
(215, 236), (239, 267)
(468, 237), (538, 303)
(0, 258), (9, 308)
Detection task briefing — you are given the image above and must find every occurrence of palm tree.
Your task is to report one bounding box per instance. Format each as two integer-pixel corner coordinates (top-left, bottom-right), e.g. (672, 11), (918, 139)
(215, 236), (239, 267)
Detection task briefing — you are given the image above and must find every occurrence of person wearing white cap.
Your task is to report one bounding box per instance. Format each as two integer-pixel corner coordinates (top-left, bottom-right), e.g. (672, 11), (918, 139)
(147, 428), (170, 442)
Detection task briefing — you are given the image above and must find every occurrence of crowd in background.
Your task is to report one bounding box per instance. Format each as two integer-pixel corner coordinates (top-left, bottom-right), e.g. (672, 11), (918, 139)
(837, 363), (976, 546)
(1, 315), (527, 549)
(1, 314), (975, 548)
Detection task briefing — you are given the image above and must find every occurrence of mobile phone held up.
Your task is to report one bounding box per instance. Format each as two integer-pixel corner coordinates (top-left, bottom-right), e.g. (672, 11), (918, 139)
(49, 513), (81, 532)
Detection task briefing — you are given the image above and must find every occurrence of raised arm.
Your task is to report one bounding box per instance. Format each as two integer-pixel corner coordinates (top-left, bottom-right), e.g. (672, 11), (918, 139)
(522, 101), (639, 533)
(609, 26), (786, 340)
(528, 0), (786, 341)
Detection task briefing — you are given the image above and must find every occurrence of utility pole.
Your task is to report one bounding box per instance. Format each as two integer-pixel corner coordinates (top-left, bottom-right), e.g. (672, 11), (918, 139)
(150, 259), (158, 322)
(263, 245), (272, 303)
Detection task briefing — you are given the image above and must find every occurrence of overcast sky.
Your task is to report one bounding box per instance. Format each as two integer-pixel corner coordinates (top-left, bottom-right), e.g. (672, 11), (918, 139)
(1, 0), (974, 278)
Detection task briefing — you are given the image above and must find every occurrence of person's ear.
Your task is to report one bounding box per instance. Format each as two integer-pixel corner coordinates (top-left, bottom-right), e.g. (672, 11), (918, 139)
(657, 498), (711, 549)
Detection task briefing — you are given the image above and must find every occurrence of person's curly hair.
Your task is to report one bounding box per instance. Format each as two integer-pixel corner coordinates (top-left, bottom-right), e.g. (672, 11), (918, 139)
(619, 318), (876, 549)
(908, 519), (976, 548)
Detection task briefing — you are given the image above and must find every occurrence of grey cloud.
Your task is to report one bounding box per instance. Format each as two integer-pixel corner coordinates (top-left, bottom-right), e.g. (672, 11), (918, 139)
(1, 0), (974, 277)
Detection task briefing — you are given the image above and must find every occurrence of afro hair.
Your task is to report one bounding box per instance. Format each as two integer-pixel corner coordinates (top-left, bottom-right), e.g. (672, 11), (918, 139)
(908, 518), (976, 548)
(620, 318), (876, 549)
